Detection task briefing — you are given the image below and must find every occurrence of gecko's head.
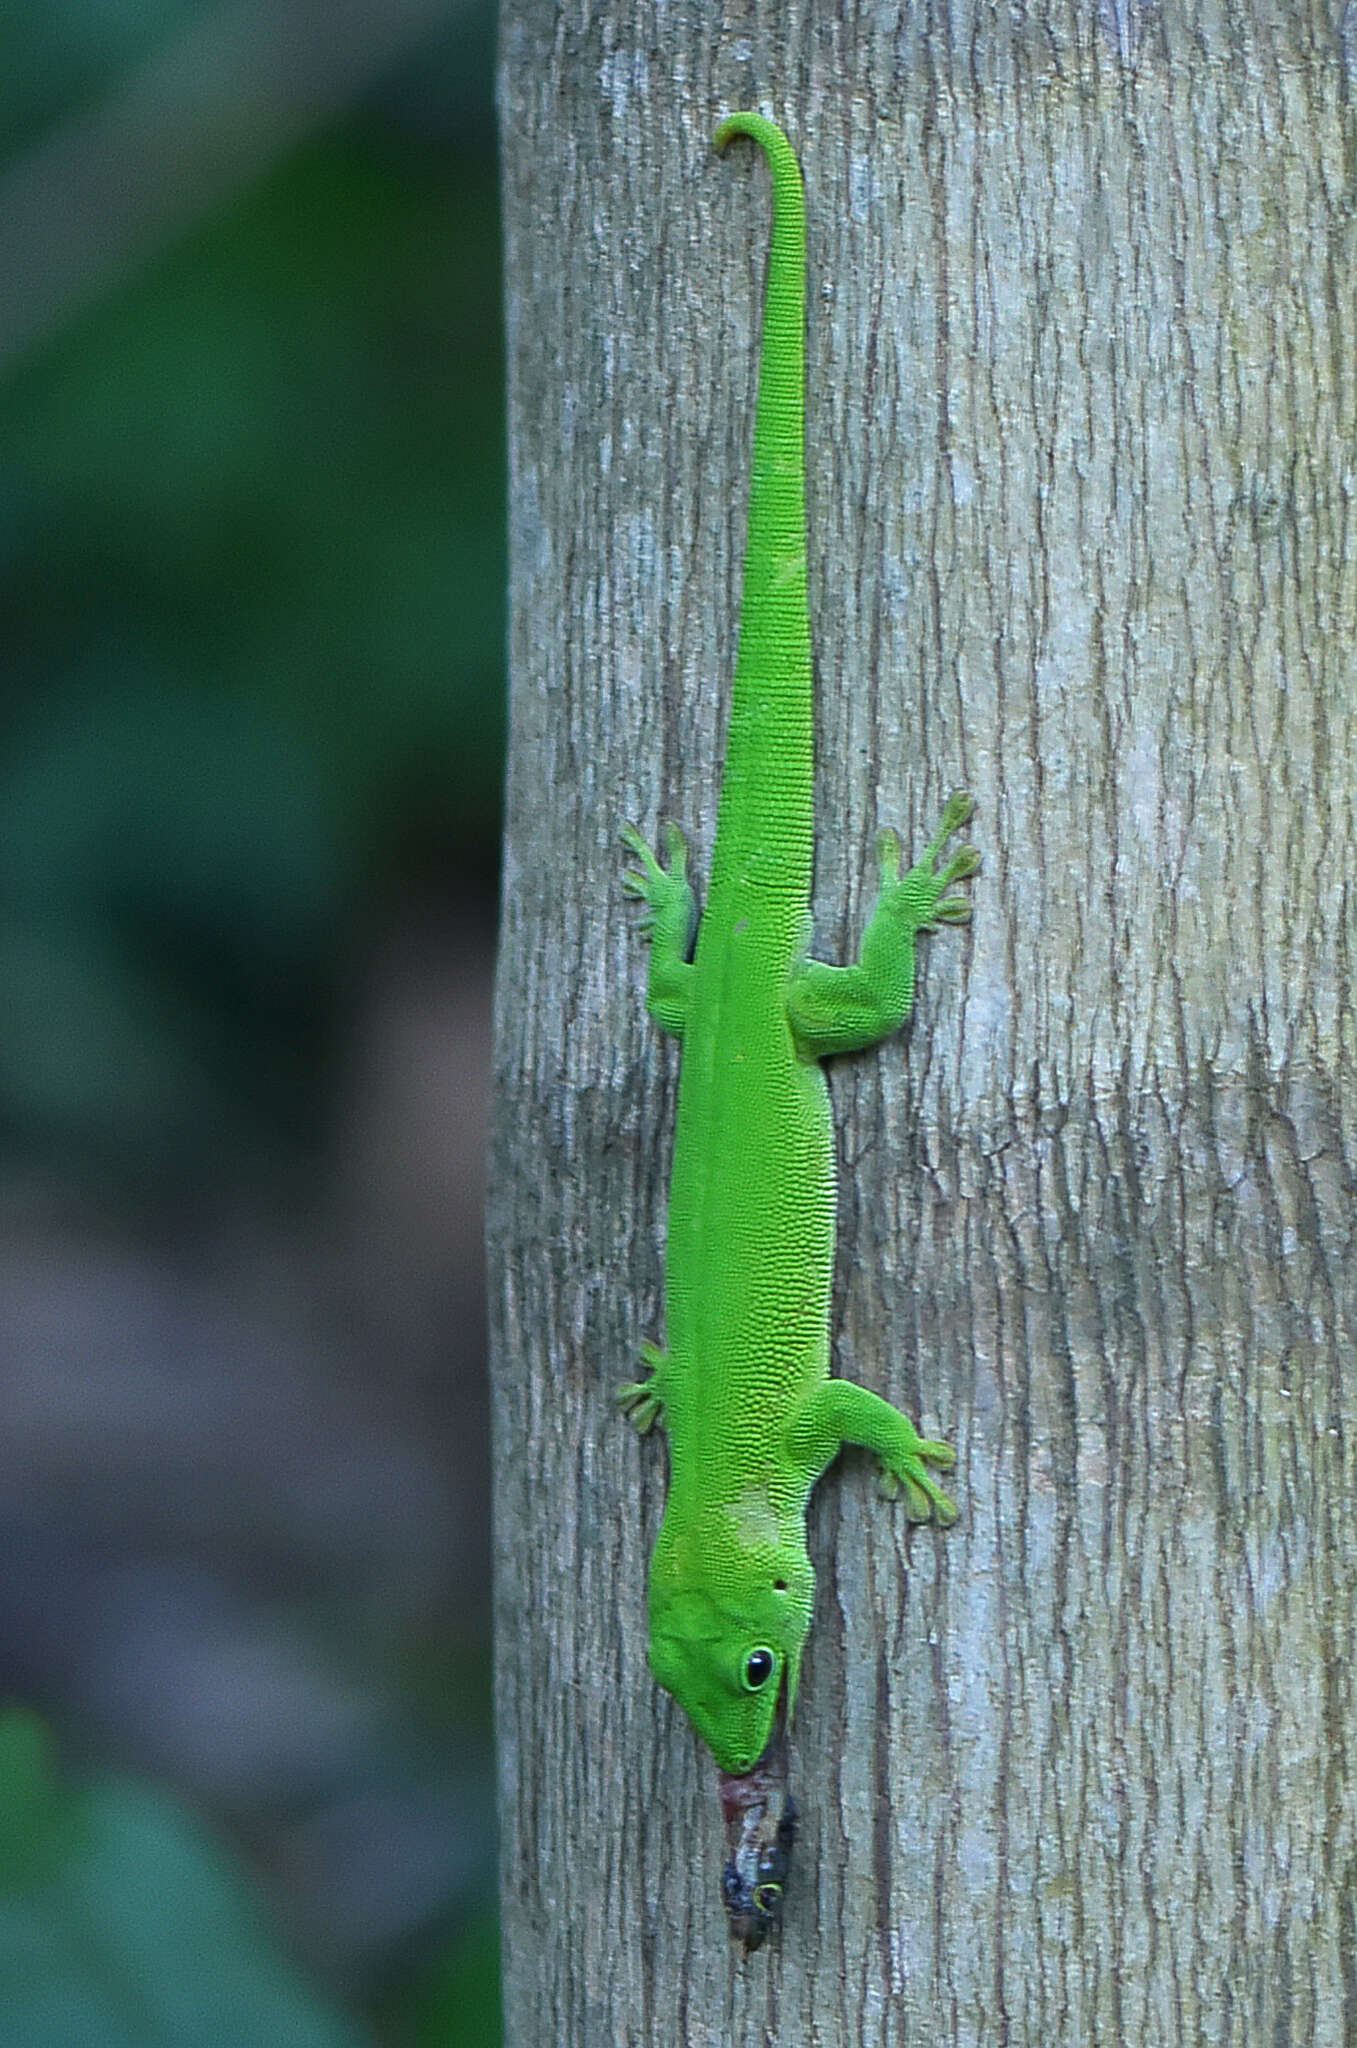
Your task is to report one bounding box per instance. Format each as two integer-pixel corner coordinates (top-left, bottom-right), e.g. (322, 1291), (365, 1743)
(646, 1568), (812, 1777)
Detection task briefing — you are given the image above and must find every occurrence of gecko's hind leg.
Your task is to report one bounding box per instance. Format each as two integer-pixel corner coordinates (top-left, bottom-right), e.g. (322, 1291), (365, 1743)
(786, 791), (978, 1060)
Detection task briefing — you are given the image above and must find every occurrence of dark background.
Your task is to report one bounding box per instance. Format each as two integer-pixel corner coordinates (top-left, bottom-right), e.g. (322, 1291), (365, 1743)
(0, 1), (503, 2040)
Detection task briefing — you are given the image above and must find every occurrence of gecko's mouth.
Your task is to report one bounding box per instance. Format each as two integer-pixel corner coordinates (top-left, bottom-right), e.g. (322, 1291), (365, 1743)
(715, 1685), (795, 1950)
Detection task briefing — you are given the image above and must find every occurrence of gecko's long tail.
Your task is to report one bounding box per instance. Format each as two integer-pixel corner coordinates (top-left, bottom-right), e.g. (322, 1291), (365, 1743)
(713, 114), (808, 670)
(711, 114), (812, 888)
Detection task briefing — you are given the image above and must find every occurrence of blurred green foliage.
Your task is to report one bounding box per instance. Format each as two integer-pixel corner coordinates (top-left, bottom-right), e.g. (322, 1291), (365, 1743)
(377, 1910), (503, 2048)
(1, 0), (203, 157)
(0, 1705), (371, 2046)
(0, 113), (504, 1193)
(0, 5), (506, 2039)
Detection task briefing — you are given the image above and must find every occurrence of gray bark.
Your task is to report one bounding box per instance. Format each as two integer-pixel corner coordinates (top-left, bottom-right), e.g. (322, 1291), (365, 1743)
(490, 6), (1357, 2041)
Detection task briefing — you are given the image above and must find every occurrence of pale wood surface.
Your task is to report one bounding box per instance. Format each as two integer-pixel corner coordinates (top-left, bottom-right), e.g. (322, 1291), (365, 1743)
(491, 6), (1357, 2039)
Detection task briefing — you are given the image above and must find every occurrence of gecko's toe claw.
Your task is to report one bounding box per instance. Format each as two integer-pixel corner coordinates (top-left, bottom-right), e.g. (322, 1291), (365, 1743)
(873, 825), (902, 886)
(615, 1382), (662, 1433)
(878, 1467), (931, 1517)
(930, 893), (974, 927)
(660, 820), (689, 872)
(916, 1436), (956, 1471)
(941, 845), (981, 888)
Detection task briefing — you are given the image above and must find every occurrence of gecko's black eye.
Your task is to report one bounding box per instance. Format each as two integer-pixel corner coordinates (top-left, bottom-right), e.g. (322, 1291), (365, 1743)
(742, 1647), (776, 1691)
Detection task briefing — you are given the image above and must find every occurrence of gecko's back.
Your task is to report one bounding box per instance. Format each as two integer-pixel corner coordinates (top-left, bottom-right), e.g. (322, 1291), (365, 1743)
(620, 111), (973, 1816)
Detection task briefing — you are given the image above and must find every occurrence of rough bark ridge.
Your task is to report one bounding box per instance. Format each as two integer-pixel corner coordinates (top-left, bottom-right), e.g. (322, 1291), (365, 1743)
(491, 5), (1357, 2041)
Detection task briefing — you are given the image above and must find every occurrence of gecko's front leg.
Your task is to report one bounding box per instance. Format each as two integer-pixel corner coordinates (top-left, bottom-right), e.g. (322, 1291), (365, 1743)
(621, 821), (698, 1037)
(787, 1377), (958, 1523)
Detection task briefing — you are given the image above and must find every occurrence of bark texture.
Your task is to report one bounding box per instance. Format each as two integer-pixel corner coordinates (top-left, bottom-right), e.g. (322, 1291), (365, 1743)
(491, 5), (1357, 2040)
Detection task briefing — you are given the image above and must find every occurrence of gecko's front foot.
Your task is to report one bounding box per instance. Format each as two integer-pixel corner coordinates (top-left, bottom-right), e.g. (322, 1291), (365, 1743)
(621, 823), (697, 1036)
(876, 789), (979, 935)
(615, 1340), (669, 1434)
(620, 821), (694, 938)
(878, 1431), (958, 1525)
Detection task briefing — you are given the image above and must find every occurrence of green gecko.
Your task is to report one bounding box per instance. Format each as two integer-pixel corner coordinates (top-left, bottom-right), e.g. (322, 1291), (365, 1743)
(620, 113), (977, 1789)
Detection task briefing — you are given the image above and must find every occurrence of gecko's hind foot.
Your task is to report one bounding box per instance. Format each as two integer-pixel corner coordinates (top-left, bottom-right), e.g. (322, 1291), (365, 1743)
(875, 791), (979, 936)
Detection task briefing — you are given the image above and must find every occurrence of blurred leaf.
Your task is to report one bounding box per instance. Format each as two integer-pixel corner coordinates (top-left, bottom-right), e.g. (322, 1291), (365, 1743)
(379, 1908), (501, 2048)
(0, 0), (201, 163)
(0, 122), (504, 1174)
(1, 675), (343, 954)
(0, 675), (346, 1174)
(0, 129), (505, 853)
(0, 1708), (74, 1889)
(0, 1705), (371, 2047)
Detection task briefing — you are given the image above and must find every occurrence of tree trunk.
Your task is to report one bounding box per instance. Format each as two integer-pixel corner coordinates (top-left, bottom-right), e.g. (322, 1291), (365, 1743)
(490, 7), (1357, 2041)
